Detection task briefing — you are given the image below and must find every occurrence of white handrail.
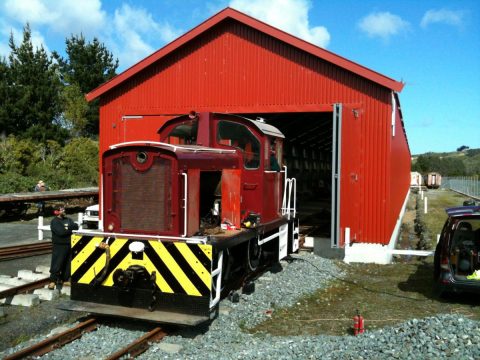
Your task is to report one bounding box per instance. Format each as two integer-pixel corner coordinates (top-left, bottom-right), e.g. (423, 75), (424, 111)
(282, 177), (296, 219)
(210, 251), (223, 308)
(182, 173), (188, 237)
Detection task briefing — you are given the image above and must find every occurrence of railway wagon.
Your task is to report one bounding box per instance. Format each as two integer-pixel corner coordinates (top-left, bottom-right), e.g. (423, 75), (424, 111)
(425, 172), (442, 189)
(62, 112), (299, 325)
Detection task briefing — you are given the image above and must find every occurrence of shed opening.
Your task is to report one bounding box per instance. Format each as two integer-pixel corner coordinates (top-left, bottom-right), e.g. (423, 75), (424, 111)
(245, 112), (334, 240)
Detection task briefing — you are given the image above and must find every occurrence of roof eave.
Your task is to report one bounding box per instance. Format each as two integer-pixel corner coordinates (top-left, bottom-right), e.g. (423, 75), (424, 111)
(86, 7), (404, 102)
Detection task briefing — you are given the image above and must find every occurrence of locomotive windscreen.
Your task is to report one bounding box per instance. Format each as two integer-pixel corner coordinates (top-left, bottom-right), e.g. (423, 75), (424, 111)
(113, 156), (172, 232)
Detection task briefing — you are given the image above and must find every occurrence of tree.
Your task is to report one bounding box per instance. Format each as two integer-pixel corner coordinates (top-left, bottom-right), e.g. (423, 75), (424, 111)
(457, 145), (469, 152)
(53, 35), (118, 136)
(7, 24), (64, 143)
(0, 58), (10, 137)
(58, 83), (89, 137)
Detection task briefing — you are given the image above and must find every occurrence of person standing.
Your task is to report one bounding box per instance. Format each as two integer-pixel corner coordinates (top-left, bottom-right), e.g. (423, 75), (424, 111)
(34, 180), (48, 215)
(49, 205), (78, 289)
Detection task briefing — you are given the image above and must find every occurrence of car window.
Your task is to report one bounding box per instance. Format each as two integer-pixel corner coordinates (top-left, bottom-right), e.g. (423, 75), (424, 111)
(452, 219), (480, 248)
(217, 120), (260, 169)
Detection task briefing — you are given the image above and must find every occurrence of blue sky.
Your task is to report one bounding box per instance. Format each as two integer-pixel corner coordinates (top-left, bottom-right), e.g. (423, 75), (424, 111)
(0, 0), (478, 155)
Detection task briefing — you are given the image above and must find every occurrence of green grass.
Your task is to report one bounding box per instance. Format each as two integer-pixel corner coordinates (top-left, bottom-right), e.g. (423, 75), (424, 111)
(421, 189), (471, 248)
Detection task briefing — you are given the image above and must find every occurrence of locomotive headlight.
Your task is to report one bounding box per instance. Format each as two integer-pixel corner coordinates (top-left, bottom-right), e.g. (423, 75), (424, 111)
(129, 241), (145, 253)
(136, 151), (148, 164)
(108, 223), (114, 231)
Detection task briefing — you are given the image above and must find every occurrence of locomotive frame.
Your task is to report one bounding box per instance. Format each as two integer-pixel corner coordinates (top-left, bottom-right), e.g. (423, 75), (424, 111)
(61, 112), (299, 325)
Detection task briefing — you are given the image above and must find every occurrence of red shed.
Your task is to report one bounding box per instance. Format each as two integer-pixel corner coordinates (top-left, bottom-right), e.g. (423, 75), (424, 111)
(87, 8), (411, 263)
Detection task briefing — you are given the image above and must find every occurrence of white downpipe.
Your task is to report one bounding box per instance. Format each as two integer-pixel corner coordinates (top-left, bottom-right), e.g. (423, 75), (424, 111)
(210, 251), (223, 308)
(182, 173), (188, 237)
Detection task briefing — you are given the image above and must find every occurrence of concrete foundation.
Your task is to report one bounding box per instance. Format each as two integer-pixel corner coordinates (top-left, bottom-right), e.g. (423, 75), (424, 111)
(34, 288), (60, 301)
(313, 237), (345, 260)
(17, 270), (48, 281)
(1, 294), (40, 307)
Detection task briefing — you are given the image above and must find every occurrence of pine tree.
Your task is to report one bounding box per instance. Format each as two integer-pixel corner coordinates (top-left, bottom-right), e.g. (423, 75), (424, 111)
(7, 24), (64, 143)
(0, 58), (10, 137)
(54, 34), (118, 136)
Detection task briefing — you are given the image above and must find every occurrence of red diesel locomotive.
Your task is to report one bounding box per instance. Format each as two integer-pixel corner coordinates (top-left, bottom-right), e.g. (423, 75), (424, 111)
(63, 112), (299, 325)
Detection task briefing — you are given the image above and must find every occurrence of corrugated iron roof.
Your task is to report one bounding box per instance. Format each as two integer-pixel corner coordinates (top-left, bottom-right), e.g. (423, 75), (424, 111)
(86, 7), (404, 102)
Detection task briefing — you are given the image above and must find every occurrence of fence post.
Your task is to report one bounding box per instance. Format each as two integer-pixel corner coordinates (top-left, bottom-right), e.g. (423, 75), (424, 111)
(424, 197), (428, 214)
(38, 216), (44, 241)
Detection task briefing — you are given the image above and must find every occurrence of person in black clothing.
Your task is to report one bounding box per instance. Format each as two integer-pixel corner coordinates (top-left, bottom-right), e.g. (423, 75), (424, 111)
(49, 205), (78, 289)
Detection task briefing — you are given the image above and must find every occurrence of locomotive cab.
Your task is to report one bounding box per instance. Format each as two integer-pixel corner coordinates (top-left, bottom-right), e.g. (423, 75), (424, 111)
(62, 112), (298, 325)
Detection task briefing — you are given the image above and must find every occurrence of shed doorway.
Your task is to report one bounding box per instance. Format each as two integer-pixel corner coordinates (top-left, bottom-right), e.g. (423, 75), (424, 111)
(246, 112), (335, 244)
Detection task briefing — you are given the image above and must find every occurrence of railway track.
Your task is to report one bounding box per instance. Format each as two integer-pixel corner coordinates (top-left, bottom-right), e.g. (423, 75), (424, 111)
(0, 277), (51, 300)
(0, 241), (52, 261)
(4, 317), (168, 359)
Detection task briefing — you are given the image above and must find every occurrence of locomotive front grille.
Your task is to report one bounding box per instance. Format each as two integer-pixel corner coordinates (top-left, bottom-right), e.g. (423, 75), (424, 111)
(114, 157), (172, 232)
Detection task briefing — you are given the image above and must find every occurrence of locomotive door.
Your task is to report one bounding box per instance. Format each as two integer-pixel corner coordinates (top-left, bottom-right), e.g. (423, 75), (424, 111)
(331, 104), (362, 248)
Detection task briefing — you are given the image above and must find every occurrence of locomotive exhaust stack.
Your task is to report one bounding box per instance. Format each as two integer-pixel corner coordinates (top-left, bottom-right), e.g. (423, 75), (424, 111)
(60, 112), (299, 325)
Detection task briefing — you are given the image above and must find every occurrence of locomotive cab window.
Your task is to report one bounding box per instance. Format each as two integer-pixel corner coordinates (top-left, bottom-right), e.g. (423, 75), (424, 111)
(166, 119), (198, 145)
(217, 121), (260, 169)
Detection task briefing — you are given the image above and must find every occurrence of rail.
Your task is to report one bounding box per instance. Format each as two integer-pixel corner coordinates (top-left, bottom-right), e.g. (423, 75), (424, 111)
(0, 277), (51, 299)
(0, 241), (52, 261)
(105, 327), (167, 360)
(3, 318), (98, 360)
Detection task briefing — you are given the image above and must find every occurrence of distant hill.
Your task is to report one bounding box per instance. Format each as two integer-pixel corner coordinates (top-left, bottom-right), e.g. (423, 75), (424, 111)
(411, 148), (480, 176)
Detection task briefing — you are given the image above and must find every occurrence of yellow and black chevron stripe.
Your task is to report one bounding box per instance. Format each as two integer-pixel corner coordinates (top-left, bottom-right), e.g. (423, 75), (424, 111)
(70, 235), (212, 297)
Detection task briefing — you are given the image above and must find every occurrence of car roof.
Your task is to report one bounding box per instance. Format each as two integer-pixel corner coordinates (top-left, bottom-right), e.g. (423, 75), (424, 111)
(446, 206), (480, 217)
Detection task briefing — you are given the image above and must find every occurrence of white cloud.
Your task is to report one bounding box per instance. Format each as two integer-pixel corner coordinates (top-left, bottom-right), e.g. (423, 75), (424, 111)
(358, 12), (410, 40)
(110, 4), (181, 69)
(229, 0), (330, 48)
(421, 9), (464, 28)
(0, 22), (49, 57)
(2, 0), (106, 37)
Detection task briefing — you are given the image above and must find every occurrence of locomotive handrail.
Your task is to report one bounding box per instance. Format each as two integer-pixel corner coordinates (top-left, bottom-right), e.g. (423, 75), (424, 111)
(182, 173), (188, 237)
(109, 141), (236, 154)
(282, 177), (297, 220)
(72, 230), (209, 244)
(210, 250), (223, 308)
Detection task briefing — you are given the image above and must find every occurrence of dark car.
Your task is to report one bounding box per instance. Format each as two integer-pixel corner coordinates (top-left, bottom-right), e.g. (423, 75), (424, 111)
(434, 205), (480, 294)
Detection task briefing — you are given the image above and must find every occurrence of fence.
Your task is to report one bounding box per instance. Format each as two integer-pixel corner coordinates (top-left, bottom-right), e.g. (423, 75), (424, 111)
(441, 176), (480, 200)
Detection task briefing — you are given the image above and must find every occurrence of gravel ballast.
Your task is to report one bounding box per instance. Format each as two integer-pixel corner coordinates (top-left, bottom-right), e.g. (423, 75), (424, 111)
(1, 252), (480, 359)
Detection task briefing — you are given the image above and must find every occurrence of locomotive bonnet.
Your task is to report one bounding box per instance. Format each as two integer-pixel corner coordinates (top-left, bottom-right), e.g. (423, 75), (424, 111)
(61, 112), (299, 325)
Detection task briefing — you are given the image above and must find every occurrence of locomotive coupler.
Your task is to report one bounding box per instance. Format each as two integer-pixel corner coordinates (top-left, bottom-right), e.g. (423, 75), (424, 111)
(112, 265), (152, 291)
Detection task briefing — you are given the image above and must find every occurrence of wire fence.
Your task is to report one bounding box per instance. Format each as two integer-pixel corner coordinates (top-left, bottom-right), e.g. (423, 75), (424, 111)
(441, 176), (480, 200)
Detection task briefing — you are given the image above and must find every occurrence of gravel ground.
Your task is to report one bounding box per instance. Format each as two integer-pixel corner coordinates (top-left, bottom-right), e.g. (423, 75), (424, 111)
(1, 252), (480, 359)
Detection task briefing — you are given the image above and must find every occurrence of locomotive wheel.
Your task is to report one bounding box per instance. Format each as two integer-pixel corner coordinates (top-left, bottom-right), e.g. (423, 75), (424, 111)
(247, 238), (262, 271)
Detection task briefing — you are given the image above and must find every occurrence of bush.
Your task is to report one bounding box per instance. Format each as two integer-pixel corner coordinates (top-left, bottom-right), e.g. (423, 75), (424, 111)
(0, 135), (98, 193)
(0, 172), (36, 193)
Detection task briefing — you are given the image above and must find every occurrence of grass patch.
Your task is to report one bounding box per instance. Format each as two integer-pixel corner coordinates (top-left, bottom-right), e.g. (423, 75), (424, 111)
(250, 260), (480, 336)
(421, 189), (471, 248)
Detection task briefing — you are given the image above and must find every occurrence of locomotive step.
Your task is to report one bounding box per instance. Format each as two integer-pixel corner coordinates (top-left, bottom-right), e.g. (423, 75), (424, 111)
(58, 300), (210, 326)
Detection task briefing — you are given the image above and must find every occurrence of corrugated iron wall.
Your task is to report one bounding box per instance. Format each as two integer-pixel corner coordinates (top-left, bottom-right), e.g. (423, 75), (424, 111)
(99, 19), (410, 245)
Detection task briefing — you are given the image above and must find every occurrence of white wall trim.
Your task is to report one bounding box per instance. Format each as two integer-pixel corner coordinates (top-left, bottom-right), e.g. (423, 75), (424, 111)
(344, 188), (411, 264)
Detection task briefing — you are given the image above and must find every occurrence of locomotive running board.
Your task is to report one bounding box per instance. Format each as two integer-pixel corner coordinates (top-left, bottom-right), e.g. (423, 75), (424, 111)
(58, 300), (211, 326)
